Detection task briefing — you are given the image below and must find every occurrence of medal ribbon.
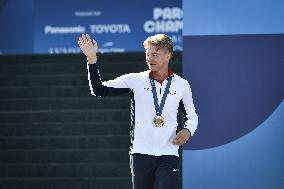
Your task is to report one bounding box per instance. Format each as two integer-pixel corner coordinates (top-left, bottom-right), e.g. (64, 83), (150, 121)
(150, 76), (173, 116)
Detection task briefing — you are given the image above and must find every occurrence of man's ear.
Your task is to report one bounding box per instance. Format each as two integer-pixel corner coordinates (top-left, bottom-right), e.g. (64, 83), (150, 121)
(167, 53), (172, 60)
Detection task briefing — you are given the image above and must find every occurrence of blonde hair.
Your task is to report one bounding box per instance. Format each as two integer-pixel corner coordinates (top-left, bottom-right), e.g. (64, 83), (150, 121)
(143, 34), (173, 57)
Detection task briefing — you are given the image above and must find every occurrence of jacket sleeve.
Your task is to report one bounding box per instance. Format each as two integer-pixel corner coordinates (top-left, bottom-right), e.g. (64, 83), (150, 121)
(180, 81), (198, 136)
(87, 63), (131, 97)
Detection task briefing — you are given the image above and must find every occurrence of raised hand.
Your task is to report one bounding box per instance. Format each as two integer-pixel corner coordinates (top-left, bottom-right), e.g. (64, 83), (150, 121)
(78, 34), (98, 64)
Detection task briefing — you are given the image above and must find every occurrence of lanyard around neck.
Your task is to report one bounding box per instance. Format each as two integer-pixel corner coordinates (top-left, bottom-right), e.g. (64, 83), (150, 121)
(149, 77), (173, 116)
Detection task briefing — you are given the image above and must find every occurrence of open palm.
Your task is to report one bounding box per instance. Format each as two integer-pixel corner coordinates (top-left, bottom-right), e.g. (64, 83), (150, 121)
(78, 34), (98, 60)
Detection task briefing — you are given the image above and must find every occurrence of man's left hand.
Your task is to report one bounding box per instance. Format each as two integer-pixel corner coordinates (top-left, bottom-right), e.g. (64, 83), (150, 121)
(173, 129), (191, 146)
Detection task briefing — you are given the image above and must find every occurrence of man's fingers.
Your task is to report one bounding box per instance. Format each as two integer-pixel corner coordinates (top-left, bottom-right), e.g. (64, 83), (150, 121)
(173, 129), (191, 145)
(78, 33), (98, 61)
(78, 39), (81, 47)
(178, 138), (187, 145)
(86, 34), (92, 47)
(79, 35), (85, 47)
(173, 134), (187, 146)
(78, 37), (83, 46)
(175, 132), (181, 139)
(82, 34), (87, 45)
(173, 133), (181, 145)
(93, 39), (98, 49)
(92, 39), (97, 45)
(78, 37), (86, 52)
(173, 139), (183, 145)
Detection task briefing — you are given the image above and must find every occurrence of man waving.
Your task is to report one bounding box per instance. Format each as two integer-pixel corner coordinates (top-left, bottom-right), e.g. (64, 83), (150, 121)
(78, 33), (198, 189)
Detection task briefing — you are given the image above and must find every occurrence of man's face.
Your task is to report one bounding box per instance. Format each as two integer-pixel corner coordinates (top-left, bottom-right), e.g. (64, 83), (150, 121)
(145, 45), (171, 72)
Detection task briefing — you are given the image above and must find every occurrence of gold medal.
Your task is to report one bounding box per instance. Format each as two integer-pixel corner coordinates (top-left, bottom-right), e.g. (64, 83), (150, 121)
(150, 77), (172, 128)
(153, 115), (165, 128)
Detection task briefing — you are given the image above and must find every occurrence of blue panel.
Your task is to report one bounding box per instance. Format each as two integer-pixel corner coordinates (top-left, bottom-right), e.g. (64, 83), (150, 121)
(182, 34), (284, 150)
(0, 0), (34, 54)
(0, 0), (182, 55)
(183, 0), (284, 35)
(182, 1), (284, 188)
(183, 101), (284, 189)
(33, 0), (182, 54)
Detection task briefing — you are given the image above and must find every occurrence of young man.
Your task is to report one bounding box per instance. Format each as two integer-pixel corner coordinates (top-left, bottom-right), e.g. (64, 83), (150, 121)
(78, 33), (198, 189)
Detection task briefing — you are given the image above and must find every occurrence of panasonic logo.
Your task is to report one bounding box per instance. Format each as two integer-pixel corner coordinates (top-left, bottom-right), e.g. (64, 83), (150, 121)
(45, 25), (86, 34)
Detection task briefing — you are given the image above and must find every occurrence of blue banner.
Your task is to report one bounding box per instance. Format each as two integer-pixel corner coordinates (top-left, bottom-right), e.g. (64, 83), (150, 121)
(0, 0), (182, 55)
(0, 0), (34, 55)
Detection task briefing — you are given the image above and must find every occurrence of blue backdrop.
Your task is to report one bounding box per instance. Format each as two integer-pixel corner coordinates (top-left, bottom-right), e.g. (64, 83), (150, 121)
(182, 0), (284, 188)
(0, 0), (34, 54)
(1, 0), (284, 188)
(0, 0), (182, 55)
